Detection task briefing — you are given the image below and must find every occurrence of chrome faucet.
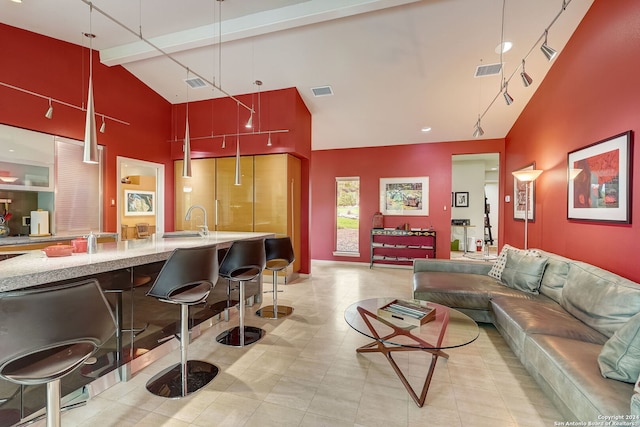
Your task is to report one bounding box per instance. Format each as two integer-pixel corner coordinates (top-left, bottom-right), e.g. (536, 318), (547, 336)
(185, 205), (208, 236)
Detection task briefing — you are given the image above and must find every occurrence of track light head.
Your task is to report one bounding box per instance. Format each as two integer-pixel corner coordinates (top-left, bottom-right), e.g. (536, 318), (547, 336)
(521, 71), (533, 87)
(473, 119), (484, 138)
(541, 30), (557, 61)
(45, 100), (53, 119)
(99, 116), (106, 133)
(245, 112), (253, 128)
(503, 81), (514, 105)
(267, 133), (272, 146)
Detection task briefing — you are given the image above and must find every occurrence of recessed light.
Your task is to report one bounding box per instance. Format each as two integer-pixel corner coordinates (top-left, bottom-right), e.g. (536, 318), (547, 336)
(495, 41), (513, 54)
(421, 127), (432, 132)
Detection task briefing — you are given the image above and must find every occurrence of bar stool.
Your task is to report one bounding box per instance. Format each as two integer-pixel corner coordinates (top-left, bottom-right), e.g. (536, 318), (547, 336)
(216, 239), (266, 347)
(0, 279), (116, 427)
(256, 236), (295, 319)
(145, 244), (219, 398)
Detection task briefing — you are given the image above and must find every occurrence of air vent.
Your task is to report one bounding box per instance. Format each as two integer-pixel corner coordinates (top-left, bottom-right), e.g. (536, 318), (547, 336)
(311, 86), (333, 97)
(184, 77), (207, 88)
(474, 63), (502, 77)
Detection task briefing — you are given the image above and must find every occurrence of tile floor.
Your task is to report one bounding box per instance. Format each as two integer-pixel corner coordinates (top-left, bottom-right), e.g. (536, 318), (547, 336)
(39, 261), (563, 427)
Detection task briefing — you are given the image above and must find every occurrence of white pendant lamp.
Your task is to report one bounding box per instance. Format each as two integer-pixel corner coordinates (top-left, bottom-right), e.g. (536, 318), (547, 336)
(182, 117), (192, 178)
(83, 7), (98, 165)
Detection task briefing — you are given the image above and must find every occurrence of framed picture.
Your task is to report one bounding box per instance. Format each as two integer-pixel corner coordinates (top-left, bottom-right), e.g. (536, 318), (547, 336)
(124, 190), (155, 216)
(568, 131), (632, 223)
(514, 163), (536, 221)
(454, 192), (469, 207)
(379, 177), (429, 216)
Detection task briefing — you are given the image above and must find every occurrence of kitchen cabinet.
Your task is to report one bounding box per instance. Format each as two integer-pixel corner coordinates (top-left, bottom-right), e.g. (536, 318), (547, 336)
(216, 156), (254, 231)
(174, 158), (216, 231)
(0, 124), (54, 192)
(173, 154), (301, 275)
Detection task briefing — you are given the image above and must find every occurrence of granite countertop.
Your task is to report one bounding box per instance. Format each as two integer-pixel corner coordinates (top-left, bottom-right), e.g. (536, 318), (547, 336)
(0, 231), (273, 292)
(0, 231), (119, 247)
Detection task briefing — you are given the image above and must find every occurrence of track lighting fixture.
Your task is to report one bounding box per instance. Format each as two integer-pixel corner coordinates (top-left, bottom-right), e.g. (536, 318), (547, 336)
(82, 8), (98, 164)
(520, 60), (533, 87)
(503, 81), (513, 105)
(473, 118), (484, 138)
(45, 98), (53, 119)
(541, 30), (557, 61)
(245, 111), (253, 128)
(267, 133), (272, 146)
(99, 115), (106, 133)
(222, 135), (226, 149)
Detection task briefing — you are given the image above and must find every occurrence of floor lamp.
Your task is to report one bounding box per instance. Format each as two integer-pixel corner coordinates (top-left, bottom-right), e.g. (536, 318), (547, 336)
(512, 169), (543, 249)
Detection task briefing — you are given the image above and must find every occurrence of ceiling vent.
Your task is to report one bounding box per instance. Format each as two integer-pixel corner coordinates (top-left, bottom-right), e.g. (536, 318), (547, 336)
(184, 77), (208, 88)
(311, 86), (333, 97)
(474, 63), (502, 77)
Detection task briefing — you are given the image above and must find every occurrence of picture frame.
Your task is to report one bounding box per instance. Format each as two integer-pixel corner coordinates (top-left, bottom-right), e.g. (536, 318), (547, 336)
(379, 177), (429, 216)
(567, 131), (632, 223)
(454, 192), (469, 207)
(124, 190), (155, 216)
(513, 163), (536, 221)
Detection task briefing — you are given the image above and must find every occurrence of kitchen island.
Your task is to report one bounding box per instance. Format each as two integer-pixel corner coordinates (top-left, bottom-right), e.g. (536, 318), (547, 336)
(0, 231), (274, 427)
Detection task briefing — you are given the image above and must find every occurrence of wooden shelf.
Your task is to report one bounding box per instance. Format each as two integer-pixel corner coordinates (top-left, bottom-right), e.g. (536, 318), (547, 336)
(370, 229), (436, 268)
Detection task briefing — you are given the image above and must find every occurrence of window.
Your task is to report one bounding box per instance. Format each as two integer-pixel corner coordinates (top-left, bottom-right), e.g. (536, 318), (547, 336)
(334, 177), (360, 255)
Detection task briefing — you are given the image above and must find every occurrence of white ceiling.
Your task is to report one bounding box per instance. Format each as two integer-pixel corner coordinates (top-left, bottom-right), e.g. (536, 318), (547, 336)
(1, 0), (594, 151)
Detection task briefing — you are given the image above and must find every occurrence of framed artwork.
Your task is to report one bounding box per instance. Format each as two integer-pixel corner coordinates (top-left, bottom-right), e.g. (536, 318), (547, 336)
(124, 190), (155, 216)
(454, 192), (469, 207)
(379, 177), (429, 216)
(567, 131), (632, 223)
(514, 163), (536, 221)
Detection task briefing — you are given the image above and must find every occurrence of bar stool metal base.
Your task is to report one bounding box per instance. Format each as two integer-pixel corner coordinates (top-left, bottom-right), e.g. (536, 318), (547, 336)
(256, 305), (293, 319)
(216, 326), (265, 347)
(146, 360), (219, 399)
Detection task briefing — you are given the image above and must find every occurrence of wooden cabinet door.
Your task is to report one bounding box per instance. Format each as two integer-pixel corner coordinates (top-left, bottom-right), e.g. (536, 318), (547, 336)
(174, 159), (216, 231)
(216, 156), (254, 231)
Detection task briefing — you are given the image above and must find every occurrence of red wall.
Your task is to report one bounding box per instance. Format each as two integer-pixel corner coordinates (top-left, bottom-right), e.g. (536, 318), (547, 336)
(0, 24), (172, 233)
(311, 139), (505, 262)
(505, 0), (640, 281)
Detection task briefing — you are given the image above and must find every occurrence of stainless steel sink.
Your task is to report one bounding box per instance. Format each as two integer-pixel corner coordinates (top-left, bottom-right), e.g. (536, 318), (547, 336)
(162, 231), (202, 238)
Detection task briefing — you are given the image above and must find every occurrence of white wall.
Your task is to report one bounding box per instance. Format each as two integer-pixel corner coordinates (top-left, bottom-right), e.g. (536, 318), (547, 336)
(451, 160), (486, 251)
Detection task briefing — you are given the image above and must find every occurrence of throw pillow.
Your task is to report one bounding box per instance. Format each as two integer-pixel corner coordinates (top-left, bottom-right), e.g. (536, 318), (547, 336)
(598, 311), (640, 383)
(500, 250), (548, 294)
(488, 244), (516, 280)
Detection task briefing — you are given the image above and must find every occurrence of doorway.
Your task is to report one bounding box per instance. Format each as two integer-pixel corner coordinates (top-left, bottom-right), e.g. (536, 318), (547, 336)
(451, 153), (499, 257)
(116, 157), (165, 240)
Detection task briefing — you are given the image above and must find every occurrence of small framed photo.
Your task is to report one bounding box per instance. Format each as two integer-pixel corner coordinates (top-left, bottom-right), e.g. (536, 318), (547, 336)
(454, 192), (469, 207)
(124, 190), (155, 216)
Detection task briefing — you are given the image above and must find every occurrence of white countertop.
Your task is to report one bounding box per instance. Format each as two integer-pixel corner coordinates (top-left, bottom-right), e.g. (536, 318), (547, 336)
(0, 231), (119, 247)
(0, 231), (273, 292)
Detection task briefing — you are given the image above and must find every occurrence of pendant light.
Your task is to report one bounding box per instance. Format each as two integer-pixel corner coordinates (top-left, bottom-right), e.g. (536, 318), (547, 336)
(82, 5), (98, 164)
(182, 70), (192, 178)
(234, 102), (241, 186)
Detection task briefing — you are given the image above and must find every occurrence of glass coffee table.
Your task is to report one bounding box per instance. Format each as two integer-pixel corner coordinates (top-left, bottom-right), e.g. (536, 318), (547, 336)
(344, 297), (479, 407)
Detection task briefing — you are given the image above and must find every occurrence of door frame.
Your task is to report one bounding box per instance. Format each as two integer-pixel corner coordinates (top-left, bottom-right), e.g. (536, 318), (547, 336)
(116, 156), (165, 239)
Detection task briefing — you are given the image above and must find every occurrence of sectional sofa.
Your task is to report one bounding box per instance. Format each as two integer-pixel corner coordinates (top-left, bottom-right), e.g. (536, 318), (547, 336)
(412, 245), (640, 422)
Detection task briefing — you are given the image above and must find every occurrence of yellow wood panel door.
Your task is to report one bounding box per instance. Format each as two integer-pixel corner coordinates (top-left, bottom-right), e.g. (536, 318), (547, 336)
(288, 154), (302, 274)
(174, 159), (216, 231)
(254, 154), (288, 235)
(216, 156), (254, 231)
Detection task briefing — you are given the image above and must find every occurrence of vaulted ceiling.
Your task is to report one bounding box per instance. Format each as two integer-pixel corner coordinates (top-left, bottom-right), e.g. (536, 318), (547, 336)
(1, 0), (594, 150)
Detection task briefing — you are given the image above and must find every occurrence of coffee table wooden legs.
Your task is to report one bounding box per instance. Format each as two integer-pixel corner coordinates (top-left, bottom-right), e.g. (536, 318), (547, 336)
(355, 306), (449, 407)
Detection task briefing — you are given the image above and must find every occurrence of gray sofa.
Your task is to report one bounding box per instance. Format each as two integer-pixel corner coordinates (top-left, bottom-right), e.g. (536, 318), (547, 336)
(412, 247), (640, 422)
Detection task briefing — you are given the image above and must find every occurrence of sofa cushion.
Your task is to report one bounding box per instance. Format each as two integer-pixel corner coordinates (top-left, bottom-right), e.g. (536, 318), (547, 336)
(413, 271), (531, 311)
(523, 334), (634, 421)
(535, 250), (572, 304)
(598, 312), (640, 383)
(500, 250), (548, 294)
(561, 261), (640, 338)
(491, 295), (608, 346)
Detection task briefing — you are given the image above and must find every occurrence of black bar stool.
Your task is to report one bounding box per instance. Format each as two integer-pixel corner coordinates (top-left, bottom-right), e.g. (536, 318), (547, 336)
(145, 244), (219, 398)
(0, 279), (116, 427)
(256, 236), (295, 319)
(216, 239), (266, 347)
